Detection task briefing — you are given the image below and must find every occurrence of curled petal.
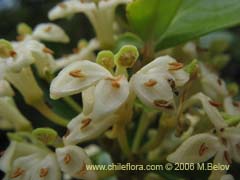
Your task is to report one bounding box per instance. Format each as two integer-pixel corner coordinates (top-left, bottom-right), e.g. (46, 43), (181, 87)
(50, 60), (111, 99)
(131, 72), (174, 110)
(32, 23), (69, 43)
(64, 113), (116, 145)
(223, 97), (240, 116)
(185, 93), (228, 130)
(48, 1), (95, 20)
(167, 133), (220, 163)
(56, 145), (97, 180)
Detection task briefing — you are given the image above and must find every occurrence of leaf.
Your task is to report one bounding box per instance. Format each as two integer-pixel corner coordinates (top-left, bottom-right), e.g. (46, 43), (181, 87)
(127, 0), (182, 41)
(127, 0), (240, 50)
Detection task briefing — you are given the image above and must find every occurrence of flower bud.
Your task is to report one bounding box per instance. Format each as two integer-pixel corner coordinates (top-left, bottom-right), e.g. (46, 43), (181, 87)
(96, 50), (115, 71)
(32, 128), (58, 145)
(0, 39), (14, 58)
(17, 22), (32, 36)
(184, 59), (198, 74)
(114, 45), (139, 68)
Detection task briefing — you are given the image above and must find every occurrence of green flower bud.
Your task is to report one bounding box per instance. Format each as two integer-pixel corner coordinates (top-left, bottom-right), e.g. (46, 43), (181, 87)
(32, 128), (58, 145)
(184, 59), (198, 74)
(17, 22), (32, 36)
(227, 83), (239, 96)
(96, 50), (115, 70)
(0, 39), (14, 58)
(114, 45), (139, 68)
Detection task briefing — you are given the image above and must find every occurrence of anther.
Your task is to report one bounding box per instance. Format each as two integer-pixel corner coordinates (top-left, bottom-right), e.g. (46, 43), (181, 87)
(144, 79), (157, 87)
(64, 153), (72, 164)
(209, 100), (222, 108)
(72, 48), (80, 54)
(39, 168), (48, 177)
(69, 70), (85, 78)
(43, 47), (54, 55)
(10, 51), (17, 57)
(168, 62), (184, 70)
(10, 168), (25, 178)
(80, 118), (92, 130)
(106, 76), (122, 88)
(199, 143), (208, 156)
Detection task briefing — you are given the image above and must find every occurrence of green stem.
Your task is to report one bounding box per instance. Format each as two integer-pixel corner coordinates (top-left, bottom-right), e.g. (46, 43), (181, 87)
(132, 111), (156, 153)
(63, 96), (82, 113)
(117, 125), (131, 157)
(32, 100), (68, 127)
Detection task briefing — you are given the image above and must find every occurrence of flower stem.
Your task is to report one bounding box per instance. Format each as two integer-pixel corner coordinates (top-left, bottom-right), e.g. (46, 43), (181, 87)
(63, 97), (82, 113)
(132, 110), (156, 153)
(32, 100), (68, 127)
(117, 125), (131, 157)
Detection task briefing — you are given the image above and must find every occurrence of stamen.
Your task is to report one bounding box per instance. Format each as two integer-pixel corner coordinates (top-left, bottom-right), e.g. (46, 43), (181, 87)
(224, 151), (232, 164)
(209, 100), (222, 108)
(58, 2), (67, 9)
(64, 153), (72, 164)
(69, 70), (85, 78)
(144, 79), (157, 87)
(43, 47), (54, 55)
(106, 76), (122, 88)
(10, 168), (25, 178)
(168, 62), (183, 70)
(80, 118), (92, 130)
(153, 100), (173, 109)
(39, 168), (48, 178)
(199, 143), (208, 156)
(44, 26), (52, 32)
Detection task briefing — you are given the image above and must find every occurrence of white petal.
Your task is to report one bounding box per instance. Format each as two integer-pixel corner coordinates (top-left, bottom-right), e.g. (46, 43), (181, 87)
(223, 97), (240, 115)
(90, 75), (129, 118)
(8, 153), (43, 180)
(139, 55), (175, 74)
(30, 154), (61, 180)
(167, 133), (220, 163)
(32, 23), (69, 43)
(200, 63), (228, 100)
(185, 93), (228, 130)
(82, 86), (95, 115)
(0, 141), (45, 173)
(48, 0), (95, 20)
(131, 72), (174, 110)
(50, 60), (111, 99)
(208, 148), (229, 180)
(0, 80), (14, 97)
(223, 127), (240, 163)
(56, 145), (97, 180)
(64, 113), (116, 145)
(99, 0), (132, 9)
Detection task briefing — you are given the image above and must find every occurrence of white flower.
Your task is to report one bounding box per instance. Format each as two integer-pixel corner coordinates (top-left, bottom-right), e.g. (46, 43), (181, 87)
(131, 55), (189, 110)
(50, 60), (129, 144)
(167, 93), (240, 180)
(55, 39), (99, 71)
(32, 23), (70, 43)
(48, 0), (132, 48)
(0, 141), (61, 180)
(56, 145), (97, 180)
